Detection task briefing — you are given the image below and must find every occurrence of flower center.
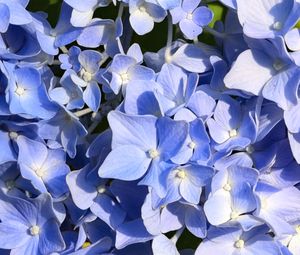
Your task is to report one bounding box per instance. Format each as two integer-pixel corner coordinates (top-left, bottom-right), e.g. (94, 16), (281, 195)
(139, 6), (146, 12)
(230, 211), (239, 219)
(9, 131), (18, 140)
(296, 225), (300, 234)
(188, 141), (196, 149)
(245, 145), (254, 154)
(272, 21), (282, 30)
(97, 185), (106, 194)
(223, 183), (231, 191)
(234, 239), (245, 249)
(29, 225), (40, 236)
(82, 242), (91, 248)
(229, 129), (237, 138)
(260, 198), (268, 209)
(34, 167), (45, 178)
(186, 13), (193, 20)
(15, 86), (26, 96)
(148, 149), (159, 159)
(120, 72), (130, 84)
(176, 169), (186, 179)
(80, 69), (92, 82)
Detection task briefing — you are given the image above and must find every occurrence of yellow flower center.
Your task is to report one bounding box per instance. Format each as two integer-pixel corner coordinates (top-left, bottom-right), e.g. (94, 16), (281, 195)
(234, 239), (245, 249)
(15, 86), (26, 96)
(148, 149), (159, 159)
(30, 225), (40, 236)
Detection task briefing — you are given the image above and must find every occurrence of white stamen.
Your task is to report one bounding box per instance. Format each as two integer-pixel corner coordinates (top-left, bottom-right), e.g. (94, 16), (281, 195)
(9, 132), (18, 140)
(223, 183), (232, 191)
(272, 21), (282, 30)
(229, 129), (237, 138)
(97, 185), (106, 194)
(148, 149), (159, 159)
(234, 239), (245, 249)
(120, 72), (130, 84)
(176, 169), (186, 179)
(260, 198), (268, 209)
(186, 13), (193, 20)
(35, 167), (45, 178)
(80, 69), (92, 82)
(15, 86), (26, 96)
(230, 211), (239, 219)
(245, 145), (254, 154)
(188, 141), (196, 149)
(29, 225), (40, 236)
(139, 6), (146, 12)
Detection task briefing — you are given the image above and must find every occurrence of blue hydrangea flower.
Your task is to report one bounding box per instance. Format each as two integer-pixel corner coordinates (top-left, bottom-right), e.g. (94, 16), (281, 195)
(38, 106), (88, 158)
(64, 0), (110, 27)
(6, 66), (58, 119)
(17, 136), (70, 198)
(58, 46), (81, 72)
(204, 165), (258, 227)
(0, 193), (65, 255)
(237, 0), (300, 39)
(104, 53), (155, 95)
(196, 226), (282, 255)
(99, 111), (188, 197)
(170, 0), (213, 39)
(129, 0), (167, 35)
(207, 95), (257, 152)
(70, 50), (103, 112)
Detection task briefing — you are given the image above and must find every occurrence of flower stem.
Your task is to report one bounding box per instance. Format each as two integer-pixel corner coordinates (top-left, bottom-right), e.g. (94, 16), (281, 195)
(165, 14), (173, 63)
(171, 228), (184, 244)
(204, 26), (226, 39)
(74, 108), (93, 117)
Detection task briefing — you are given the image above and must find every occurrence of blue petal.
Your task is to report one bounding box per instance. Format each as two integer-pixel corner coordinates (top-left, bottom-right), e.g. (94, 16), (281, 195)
(83, 82), (101, 112)
(185, 205), (207, 238)
(0, 3), (10, 33)
(98, 145), (151, 181)
(152, 234), (179, 255)
(108, 111), (157, 150)
(115, 219), (153, 249)
(224, 49), (274, 95)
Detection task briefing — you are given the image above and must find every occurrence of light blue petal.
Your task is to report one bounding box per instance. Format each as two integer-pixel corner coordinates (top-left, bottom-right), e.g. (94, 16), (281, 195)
(38, 219), (65, 254)
(108, 111), (157, 150)
(129, 9), (154, 35)
(0, 222), (29, 249)
(0, 3), (10, 33)
(185, 205), (207, 238)
(285, 28), (300, 51)
(124, 80), (162, 116)
(115, 219), (153, 249)
(83, 82), (101, 112)
(224, 49), (274, 95)
(157, 117), (188, 161)
(152, 235), (179, 255)
(91, 194), (126, 229)
(182, 0), (200, 12)
(193, 6), (213, 26)
(64, 0), (98, 12)
(78, 50), (102, 74)
(98, 145), (151, 181)
(203, 189), (231, 225)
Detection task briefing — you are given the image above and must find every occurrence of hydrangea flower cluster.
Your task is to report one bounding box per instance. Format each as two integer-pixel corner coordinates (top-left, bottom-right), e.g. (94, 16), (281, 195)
(1, 0), (300, 254)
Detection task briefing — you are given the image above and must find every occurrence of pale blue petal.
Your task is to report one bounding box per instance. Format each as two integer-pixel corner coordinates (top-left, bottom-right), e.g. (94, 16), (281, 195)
(224, 49), (274, 95)
(98, 145), (151, 181)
